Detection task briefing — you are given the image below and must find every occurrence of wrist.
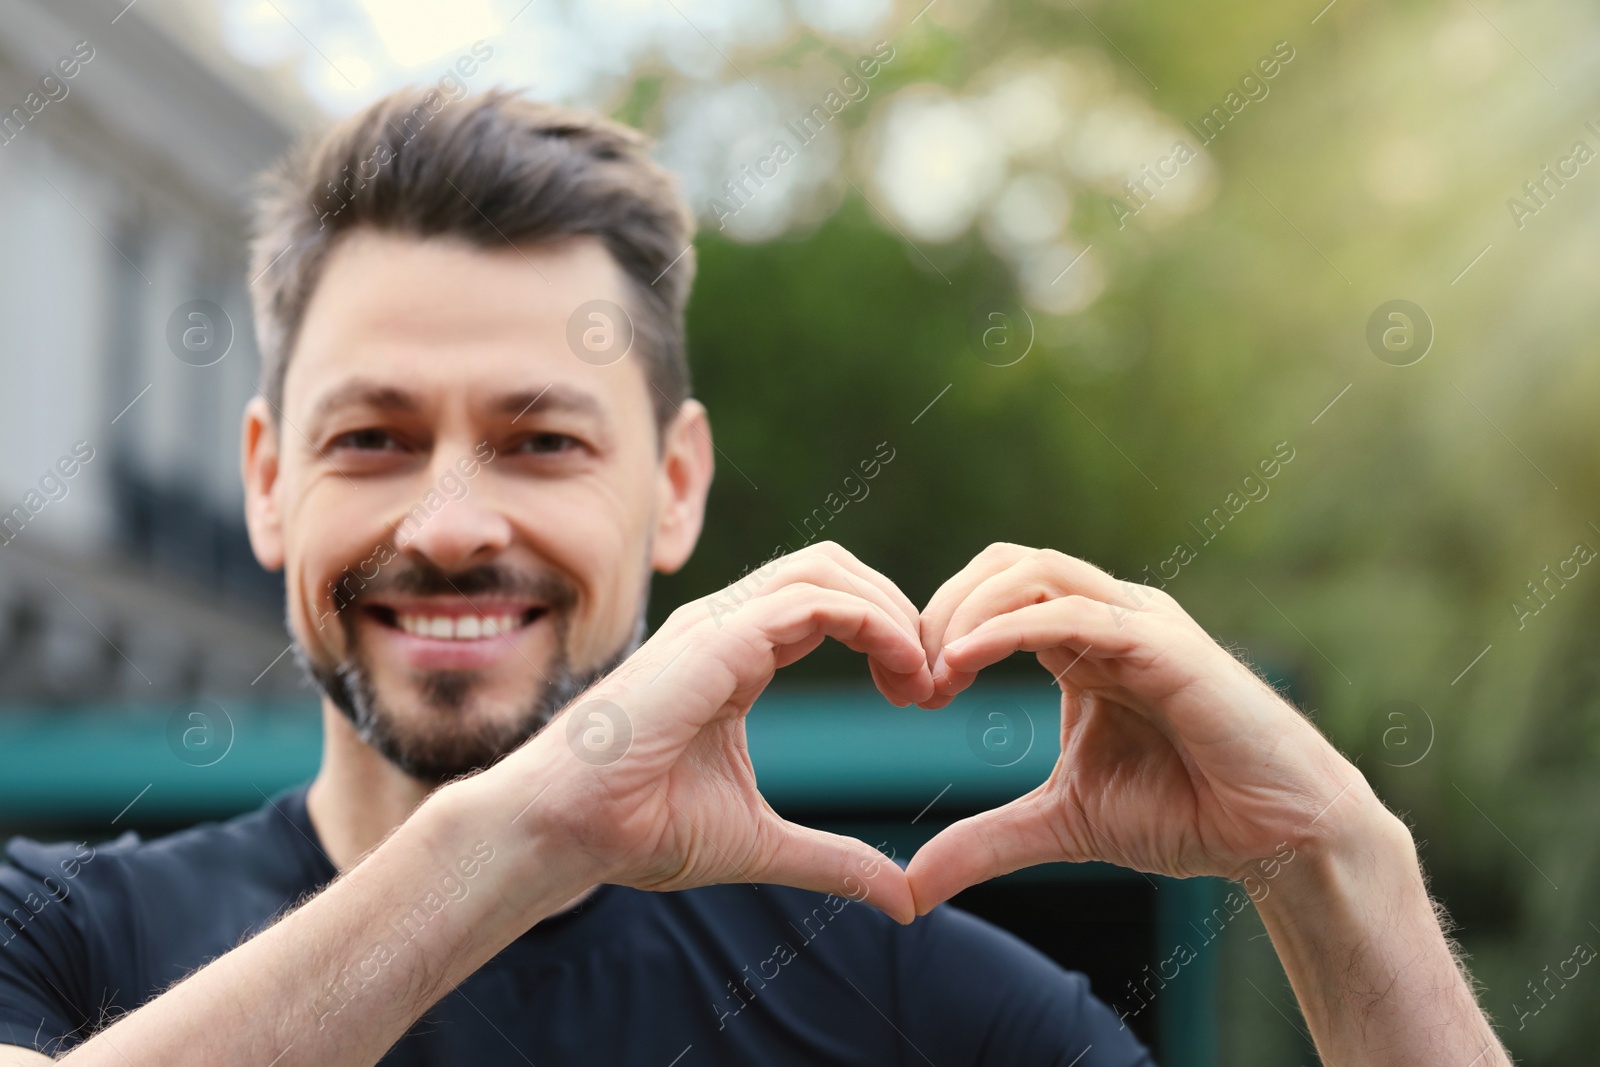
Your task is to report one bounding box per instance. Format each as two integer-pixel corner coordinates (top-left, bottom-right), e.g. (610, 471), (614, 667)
(1246, 793), (1509, 1065)
(417, 774), (604, 945)
(1254, 793), (1422, 928)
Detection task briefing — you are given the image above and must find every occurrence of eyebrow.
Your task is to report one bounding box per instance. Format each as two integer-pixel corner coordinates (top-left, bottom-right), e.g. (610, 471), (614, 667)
(500, 384), (605, 424)
(307, 381), (420, 427)
(306, 378), (611, 436)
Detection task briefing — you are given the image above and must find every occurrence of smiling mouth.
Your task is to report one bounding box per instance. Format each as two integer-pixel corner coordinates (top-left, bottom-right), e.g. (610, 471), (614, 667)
(367, 605), (550, 641)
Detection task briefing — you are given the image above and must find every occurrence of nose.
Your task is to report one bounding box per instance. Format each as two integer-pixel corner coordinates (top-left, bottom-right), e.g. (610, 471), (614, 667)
(392, 456), (512, 573)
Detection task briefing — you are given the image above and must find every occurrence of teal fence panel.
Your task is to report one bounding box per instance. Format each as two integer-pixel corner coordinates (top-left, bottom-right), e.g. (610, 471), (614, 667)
(0, 684), (1220, 1067)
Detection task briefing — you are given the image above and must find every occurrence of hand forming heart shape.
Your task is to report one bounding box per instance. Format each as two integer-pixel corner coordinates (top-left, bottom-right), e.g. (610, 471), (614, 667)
(903, 542), (1370, 917)
(499, 541), (934, 923)
(502, 541), (1377, 927)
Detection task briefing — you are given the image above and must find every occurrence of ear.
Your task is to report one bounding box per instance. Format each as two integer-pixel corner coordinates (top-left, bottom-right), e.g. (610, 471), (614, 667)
(650, 398), (714, 574)
(241, 395), (286, 571)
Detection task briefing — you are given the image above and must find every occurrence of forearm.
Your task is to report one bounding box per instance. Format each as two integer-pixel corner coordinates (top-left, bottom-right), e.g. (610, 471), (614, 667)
(1255, 801), (1508, 1067)
(59, 783), (595, 1067)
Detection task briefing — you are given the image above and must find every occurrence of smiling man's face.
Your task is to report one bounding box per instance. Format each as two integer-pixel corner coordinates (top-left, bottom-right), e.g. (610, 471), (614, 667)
(242, 229), (710, 784)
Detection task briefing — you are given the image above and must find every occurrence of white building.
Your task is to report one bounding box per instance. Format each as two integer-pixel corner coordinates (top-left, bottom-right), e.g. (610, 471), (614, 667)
(0, 0), (316, 702)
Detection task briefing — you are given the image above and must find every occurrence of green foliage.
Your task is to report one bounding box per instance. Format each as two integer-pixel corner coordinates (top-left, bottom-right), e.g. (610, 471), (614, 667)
(610, 75), (664, 129)
(649, 0), (1600, 1060)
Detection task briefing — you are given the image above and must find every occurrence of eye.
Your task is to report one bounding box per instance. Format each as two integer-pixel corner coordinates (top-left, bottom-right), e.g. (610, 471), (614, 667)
(515, 432), (583, 455)
(330, 428), (404, 452)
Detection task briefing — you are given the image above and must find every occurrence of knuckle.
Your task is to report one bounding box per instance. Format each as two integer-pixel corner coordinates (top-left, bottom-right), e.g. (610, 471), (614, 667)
(808, 552), (850, 580)
(1033, 547), (1071, 568)
(1020, 551), (1070, 589)
(1147, 586), (1181, 611)
(1115, 582), (1153, 607)
(668, 600), (702, 627)
(822, 540), (868, 571)
(807, 539), (846, 560)
(778, 553), (843, 592)
(768, 580), (828, 611)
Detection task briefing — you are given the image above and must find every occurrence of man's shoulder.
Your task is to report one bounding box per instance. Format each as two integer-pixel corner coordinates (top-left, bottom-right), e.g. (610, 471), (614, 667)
(6, 784), (329, 899)
(0, 785), (336, 1051)
(1, 784), (332, 974)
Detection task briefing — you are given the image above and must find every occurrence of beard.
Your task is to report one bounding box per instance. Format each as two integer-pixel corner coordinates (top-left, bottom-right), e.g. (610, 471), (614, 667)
(294, 556), (645, 787)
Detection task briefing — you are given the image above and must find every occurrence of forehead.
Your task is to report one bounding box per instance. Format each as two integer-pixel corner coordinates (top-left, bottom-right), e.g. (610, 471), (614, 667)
(284, 229), (649, 418)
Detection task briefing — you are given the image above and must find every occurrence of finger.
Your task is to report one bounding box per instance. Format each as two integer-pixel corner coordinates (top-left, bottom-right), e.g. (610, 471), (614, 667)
(942, 551), (1145, 659)
(918, 543), (1035, 668)
(803, 542), (924, 635)
(763, 543), (923, 641)
(748, 584), (933, 685)
(932, 555), (1158, 705)
(636, 586), (931, 738)
(905, 790), (1067, 915)
(942, 596), (1145, 677)
(782, 640), (933, 708)
(869, 659), (934, 708)
(771, 631), (826, 671)
(925, 593), (1146, 708)
(770, 554), (930, 705)
(757, 821), (915, 924)
(916, 544), (1041, 706)
(740, 550), (925, 703)
(919, 547), (1144, 702)
(943, 600), (1262, 756)
(624, 585), (928, 742)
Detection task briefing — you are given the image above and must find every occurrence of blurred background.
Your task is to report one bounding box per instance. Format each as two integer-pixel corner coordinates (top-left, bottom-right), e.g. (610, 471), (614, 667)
(2, 0), (1598, 1062)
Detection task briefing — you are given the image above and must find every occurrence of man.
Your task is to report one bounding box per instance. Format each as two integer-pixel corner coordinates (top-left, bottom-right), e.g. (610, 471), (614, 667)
(0, 88), (1506, 1065)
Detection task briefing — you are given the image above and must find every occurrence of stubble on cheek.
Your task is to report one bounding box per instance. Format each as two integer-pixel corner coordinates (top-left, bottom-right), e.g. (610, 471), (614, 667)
(283, 470), (389, 662)
(564, 541), (654, 673)
(294, 569), (356, 671)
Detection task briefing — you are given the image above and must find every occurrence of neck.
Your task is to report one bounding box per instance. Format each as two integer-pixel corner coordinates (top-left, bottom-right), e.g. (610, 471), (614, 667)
(305, 702), (435, 871)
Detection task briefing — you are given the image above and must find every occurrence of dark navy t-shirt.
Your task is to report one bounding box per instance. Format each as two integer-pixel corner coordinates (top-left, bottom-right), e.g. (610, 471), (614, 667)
(0, 786), (1154, 1065)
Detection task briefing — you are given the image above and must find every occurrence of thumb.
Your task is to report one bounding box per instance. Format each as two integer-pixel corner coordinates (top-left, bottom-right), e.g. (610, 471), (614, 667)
(757, 821), (914, 924)
(905, 789), (1067, 915)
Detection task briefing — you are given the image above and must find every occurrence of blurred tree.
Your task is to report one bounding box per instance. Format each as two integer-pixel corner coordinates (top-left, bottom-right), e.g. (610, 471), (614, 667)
(648, 1), (1600, 1063)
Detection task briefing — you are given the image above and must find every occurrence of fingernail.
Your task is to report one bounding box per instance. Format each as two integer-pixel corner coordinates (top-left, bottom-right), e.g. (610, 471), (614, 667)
(932, 651), (947, 678)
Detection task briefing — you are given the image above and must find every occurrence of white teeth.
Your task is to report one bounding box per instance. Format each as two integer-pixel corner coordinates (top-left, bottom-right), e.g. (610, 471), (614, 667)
(393, 612), (528, 640)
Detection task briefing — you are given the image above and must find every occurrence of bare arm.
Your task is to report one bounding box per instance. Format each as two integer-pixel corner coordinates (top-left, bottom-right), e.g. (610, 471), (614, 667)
(0, 784), (586, 1065)
(54, 784), (596, 1067)
(906, 543), (1509, 1067)
(1254, 803), (1504, 1065)
(14, 544), (928, 1067)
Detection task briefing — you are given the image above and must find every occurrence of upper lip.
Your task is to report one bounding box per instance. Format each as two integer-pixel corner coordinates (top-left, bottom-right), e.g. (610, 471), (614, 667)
(361, 600), (553, 640)
(365, 599), (548, 620)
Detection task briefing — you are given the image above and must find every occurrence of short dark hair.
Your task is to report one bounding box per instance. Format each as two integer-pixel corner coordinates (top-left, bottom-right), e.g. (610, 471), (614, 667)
(248, 87), (696, 428)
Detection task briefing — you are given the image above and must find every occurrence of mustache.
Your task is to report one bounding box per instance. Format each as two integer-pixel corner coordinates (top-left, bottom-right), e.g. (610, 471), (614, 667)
(349, 557), (579, 612)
